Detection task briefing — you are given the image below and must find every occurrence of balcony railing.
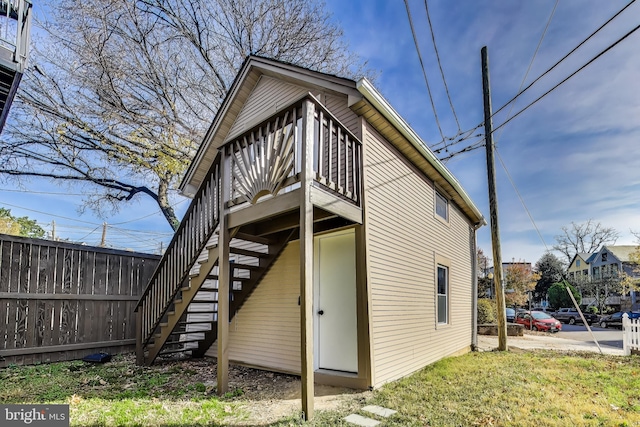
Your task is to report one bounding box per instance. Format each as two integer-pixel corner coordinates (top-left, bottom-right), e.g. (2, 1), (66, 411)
(136, 154), (221, 347)
(226, 94), (362, 209)
(0, 0), (31, 72)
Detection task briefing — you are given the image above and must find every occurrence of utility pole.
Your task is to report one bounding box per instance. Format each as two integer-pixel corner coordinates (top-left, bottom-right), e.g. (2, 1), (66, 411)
(100, 222), (107, 247)
(51, 220), (56, 241)
(482, 46), (507, 351)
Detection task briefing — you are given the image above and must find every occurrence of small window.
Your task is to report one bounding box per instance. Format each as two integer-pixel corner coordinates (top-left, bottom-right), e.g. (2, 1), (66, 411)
(602, 253), (608, 262)
(437, 265), (448, 324)
(435, 191), (448, 221)
(576, 260), (581, 267)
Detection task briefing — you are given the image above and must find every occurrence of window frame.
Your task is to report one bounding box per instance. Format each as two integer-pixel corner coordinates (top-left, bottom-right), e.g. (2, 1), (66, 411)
(435, 255), (451, 326)
(435, 190), (449, 223)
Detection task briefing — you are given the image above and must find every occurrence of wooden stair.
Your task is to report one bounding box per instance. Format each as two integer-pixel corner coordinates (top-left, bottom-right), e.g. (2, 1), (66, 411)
(140, 228), (294, 364)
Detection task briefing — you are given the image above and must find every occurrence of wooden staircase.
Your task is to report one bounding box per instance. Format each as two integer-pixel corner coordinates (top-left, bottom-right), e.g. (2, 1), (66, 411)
(135, 152), (295, 365)
(143, 229), (293, 364)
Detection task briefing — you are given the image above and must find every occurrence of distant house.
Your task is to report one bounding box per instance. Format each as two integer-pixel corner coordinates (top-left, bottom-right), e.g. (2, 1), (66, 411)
(590, 246), (640, 281)
(567, 252), (595, 282)
(134, 56), (485, 418)
(571, 246), (640, 310)
(486, 261), (532, 276)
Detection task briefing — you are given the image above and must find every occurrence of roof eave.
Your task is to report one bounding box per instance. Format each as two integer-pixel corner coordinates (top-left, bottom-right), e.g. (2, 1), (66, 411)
(356, 78), (486, 226)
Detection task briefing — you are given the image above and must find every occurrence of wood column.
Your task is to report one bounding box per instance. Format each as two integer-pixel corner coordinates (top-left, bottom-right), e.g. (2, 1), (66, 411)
(135, 309), (143, 365)
(217, 146), (231, 394)
(299, 98), (315, 420)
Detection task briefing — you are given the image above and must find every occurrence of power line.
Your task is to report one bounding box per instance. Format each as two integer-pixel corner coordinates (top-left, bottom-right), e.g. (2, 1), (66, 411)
(422, 0), (461, 132)
(438, 138), (485, 162)
(110, 198), (188, 225)
(437, 1), (637, 162)
(496, 148), (549, 251)
(494, 0), (558, 146)
(432, 130), (483, 154)
(492, 22), (640, 135)
(491, 0), (636, 119)
(0, 188), (88, 196)
(403, 0), (446, 143)
(430, 123), (482, 150)
(0, 201), (102, 225)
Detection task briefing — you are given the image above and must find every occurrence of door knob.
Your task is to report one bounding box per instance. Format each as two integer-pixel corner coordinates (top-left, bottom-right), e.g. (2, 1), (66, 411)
(318, 310), (324, 315)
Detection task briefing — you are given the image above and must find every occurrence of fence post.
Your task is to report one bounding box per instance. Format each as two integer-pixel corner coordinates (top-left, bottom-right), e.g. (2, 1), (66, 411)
(623, 313), (630, 356)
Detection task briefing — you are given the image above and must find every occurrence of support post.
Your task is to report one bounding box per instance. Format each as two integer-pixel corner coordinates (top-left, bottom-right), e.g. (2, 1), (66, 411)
(481, 46), (507, 351)
(299, 99), (315, 420)
(135, 309), (143, 365)
(217, 146), (231, 395)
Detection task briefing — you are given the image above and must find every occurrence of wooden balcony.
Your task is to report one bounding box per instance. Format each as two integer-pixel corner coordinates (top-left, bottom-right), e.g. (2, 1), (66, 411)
(135, 94), (363, 366)
(225, 94), (363, 229)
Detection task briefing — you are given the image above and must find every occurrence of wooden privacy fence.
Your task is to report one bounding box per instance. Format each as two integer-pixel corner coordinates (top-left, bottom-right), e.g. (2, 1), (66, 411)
(0, 234), (160, 366)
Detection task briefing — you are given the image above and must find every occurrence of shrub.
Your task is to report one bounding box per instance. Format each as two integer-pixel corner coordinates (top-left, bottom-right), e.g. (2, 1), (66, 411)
(548, 281), (581, 309)
(478, 298), (497, 324)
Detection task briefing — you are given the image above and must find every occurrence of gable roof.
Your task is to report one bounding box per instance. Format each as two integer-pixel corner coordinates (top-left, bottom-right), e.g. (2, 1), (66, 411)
(569, 252), (593, 268)
(604, 245), (639, 263)
(180, 55), (485, 226)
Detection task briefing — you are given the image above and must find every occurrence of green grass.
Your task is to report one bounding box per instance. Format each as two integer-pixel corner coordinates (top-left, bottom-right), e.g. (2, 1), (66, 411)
(3, 351), (640, 426)
(0, 355), (242, 426)
(367, 351), (640, 426)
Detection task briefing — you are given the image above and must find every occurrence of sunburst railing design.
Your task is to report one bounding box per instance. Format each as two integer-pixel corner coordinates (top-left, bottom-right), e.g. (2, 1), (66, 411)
(229, 105), (299, 204)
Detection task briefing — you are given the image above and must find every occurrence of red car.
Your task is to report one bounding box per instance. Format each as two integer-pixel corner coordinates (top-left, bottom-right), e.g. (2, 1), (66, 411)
(515, 311), (562, 332)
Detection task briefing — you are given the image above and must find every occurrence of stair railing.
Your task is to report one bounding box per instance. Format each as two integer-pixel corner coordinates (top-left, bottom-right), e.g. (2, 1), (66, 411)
(136, 153), (221, 349)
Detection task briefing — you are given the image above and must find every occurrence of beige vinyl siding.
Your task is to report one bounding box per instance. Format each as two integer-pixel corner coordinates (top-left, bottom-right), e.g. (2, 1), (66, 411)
(206, 241), (301, 374)
(324, 93), (361, 140)
(226, 76), (361, 144)
(225, 76), (308, 141)
(362, 122), (474, 388)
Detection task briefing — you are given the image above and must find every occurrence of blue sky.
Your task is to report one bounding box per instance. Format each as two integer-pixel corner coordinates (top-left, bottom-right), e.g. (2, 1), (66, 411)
(324, 0), (640, 264)
(3, 1), (640, 263)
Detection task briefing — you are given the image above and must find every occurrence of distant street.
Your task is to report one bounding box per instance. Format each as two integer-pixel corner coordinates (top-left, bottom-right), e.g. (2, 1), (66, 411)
(555, 324), (622, 349)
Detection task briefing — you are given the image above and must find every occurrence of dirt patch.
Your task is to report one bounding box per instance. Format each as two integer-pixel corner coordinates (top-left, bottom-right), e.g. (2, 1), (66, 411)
(149, 354), (369, 425)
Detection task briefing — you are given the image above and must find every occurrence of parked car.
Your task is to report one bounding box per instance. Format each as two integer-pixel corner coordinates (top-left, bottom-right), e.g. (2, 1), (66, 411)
(515, 311), (562, 332)
(599, 311), (640, 329)
(531, 306), (555, 313)
(553, 307), (599, 325)
(506, 308), (516, 323)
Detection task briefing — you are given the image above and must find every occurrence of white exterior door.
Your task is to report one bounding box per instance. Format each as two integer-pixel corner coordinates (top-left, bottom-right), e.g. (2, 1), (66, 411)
(314, 229), (358, 373)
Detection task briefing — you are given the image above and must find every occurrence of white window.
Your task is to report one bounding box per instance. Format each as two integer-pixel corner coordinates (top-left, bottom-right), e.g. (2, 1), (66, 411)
(437, 265), (448, 324)
(435, 191), (448, 222)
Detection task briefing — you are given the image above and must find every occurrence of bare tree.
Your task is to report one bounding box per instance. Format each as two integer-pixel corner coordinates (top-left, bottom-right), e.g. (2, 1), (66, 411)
(1, 0), (366, 230)
(553, 220), (620, 264)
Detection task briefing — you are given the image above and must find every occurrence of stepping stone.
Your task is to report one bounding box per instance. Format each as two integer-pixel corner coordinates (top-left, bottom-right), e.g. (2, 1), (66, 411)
(362, 405), (397, 418)
(344, 414), (381, 427)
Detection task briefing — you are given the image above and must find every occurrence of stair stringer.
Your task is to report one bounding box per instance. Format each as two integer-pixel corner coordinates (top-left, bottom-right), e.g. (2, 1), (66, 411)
(144, 243), (220, 365)
(192, 229), (297, 357)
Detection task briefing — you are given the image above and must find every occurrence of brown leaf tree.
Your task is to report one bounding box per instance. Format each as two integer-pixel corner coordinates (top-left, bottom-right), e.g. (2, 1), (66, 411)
(1, 0), (367, 230)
